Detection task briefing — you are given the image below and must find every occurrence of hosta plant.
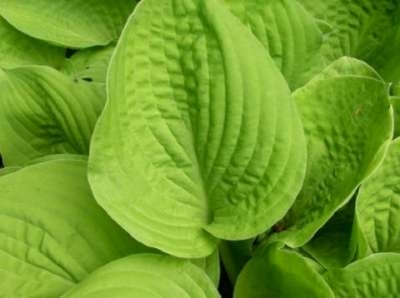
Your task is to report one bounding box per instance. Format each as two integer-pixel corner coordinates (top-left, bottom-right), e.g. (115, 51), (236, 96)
(0, 0), (400, 297)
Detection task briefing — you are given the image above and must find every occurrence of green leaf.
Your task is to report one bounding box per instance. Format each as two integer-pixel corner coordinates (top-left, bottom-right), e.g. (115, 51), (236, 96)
(0, 17), (64, 68)
(0, 167), (20, 177)
(0, 66), (105, 166)
(61, 45), (115, 84)
(191, 249), (220, 286)
(234, 243), (334, 298)
(324, 253), (400, 297)
(369, 25), (400, 82)
(0, 0), (137, 48)
(391, 82), (400, 97)
(62, 253), (220, 298)
(355, 138), (400, 254)
(391, 97), (400, 138)
(273, 57), (393, 247)
(299, 56), (383, 81)
(298, 0), (400, 70)
(0, 157), (151, 297)
(89, 0), (306, 258)
(223, 0), (324, 90)
(219, 239), (253, 284)
(24, 154), (89, 167)
(303, 198), (357, 269)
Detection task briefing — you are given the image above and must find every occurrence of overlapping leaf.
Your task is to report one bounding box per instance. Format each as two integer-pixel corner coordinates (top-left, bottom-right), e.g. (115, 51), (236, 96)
(392, 82), (400, 97)
(273, 57), (393, 247)
(0, 158), (150, 297)
(303, 198), (357, 269)
(0, 66), (105, 166)
(192, 249), (220, 286)
(298, 0), (400, 75)
(234, 243), (334, 298)
(61, 45), (115, 84)
(355, 139), (400, 255)
(370, 25), (400, 82)
(0, 17), (64, 69)
(62, 254), (220, 298)
(0, 0), (138, 48)
(0, 167), (20, 177)
(219, 239), (253, 284)
(89, 0), (306, 258)
(224, 0), (324, 90)
(391, 97), (400, 138)
(324, 253), (400, 297)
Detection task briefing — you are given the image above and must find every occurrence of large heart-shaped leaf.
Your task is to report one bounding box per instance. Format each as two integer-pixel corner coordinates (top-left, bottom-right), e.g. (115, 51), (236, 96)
(0, 66), (105, 166)
(234, 243), (334, 298)
(224, 0), (324, 90)
(0, 0), (138, 48)
(0, 17), (64, 69)
(0, 157), (151, 297)
(62, 254), (220, 298)
(89, 0), (306, 258)
(324, 253), (400, 297)
(355, 138), (400, 255)
(273, 57), (393, 247)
